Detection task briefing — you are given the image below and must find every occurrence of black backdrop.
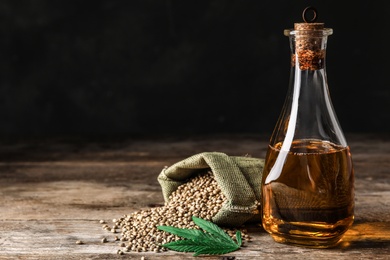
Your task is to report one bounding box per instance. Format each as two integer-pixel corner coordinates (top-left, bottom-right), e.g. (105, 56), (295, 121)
(1, 1), (389, 137)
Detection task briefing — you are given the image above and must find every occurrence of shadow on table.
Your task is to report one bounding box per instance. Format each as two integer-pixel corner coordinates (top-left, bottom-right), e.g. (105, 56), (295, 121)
(337, 222), (390, 250)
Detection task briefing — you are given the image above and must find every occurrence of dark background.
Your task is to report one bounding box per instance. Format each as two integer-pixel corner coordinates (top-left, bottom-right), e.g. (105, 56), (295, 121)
(0, 0), (389, 137)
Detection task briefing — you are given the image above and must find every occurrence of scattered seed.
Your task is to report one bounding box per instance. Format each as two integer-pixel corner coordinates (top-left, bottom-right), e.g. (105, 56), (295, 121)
(101, 237), (108, 243)
(75, 240), (83, 245)
(103, 226), (110, 231)
(102, 171), (249, 253)
(99, 220), (106, 224)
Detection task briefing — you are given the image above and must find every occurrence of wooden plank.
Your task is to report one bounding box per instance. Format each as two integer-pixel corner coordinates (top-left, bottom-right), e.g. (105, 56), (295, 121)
(1, 220), (389, 259)
(0, 134), (389, 259)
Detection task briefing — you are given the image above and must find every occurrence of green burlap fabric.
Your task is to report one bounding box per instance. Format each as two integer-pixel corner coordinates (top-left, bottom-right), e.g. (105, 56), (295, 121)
(157, 152), (264, 227)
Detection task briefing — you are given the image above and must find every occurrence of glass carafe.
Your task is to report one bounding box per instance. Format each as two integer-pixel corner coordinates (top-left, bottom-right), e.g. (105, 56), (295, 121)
(261, 18), (354, 248)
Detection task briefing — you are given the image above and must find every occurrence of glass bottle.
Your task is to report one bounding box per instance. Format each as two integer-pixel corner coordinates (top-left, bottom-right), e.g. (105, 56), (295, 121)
(261, 10), (354, 248)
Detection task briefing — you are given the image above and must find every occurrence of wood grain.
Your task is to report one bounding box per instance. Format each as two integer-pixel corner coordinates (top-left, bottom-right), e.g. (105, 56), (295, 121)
(0, 134), (389, 259)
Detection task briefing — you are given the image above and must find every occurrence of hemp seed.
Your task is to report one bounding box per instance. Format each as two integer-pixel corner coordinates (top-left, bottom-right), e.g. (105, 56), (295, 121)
(103, 171), (249, 253)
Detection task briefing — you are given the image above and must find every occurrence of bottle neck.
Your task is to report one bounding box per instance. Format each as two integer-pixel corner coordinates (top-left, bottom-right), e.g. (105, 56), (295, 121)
(269, 33), (347, 148)
(290, 34), (328, 71)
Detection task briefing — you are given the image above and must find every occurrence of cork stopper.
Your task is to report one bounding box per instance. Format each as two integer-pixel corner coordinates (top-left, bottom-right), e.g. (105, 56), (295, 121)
(294, 22), (324, 31)
(284, 7), (332, 37)
(287, 7), (332, 71)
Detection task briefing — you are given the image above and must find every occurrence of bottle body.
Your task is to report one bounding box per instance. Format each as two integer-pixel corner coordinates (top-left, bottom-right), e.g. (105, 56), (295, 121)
(261, 26), (354, 248)
(262, 139), (354, 248)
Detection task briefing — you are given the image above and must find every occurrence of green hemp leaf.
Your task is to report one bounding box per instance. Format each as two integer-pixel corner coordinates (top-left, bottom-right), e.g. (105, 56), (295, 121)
(157, 216), (242, 256)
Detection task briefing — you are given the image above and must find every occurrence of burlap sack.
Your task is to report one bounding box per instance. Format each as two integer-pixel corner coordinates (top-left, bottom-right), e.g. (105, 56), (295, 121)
(157, 152), (264, 227)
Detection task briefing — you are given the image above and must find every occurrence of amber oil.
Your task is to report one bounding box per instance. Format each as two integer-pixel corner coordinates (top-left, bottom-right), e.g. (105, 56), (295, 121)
(262, 139), (354, 248)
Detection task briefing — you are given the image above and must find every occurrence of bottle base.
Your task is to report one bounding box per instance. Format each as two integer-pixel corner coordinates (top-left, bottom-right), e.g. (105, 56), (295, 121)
(270, 233), (343, 248)
(263, 216), (353, 248)
(263, 215), (354, 249)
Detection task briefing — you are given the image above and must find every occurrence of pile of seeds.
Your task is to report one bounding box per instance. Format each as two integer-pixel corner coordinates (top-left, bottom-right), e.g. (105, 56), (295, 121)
(101, 171), (250, 254)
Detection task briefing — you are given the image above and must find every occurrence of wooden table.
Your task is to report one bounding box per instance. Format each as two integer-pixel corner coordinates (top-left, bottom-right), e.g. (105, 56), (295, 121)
(1, 134), (389, 259)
